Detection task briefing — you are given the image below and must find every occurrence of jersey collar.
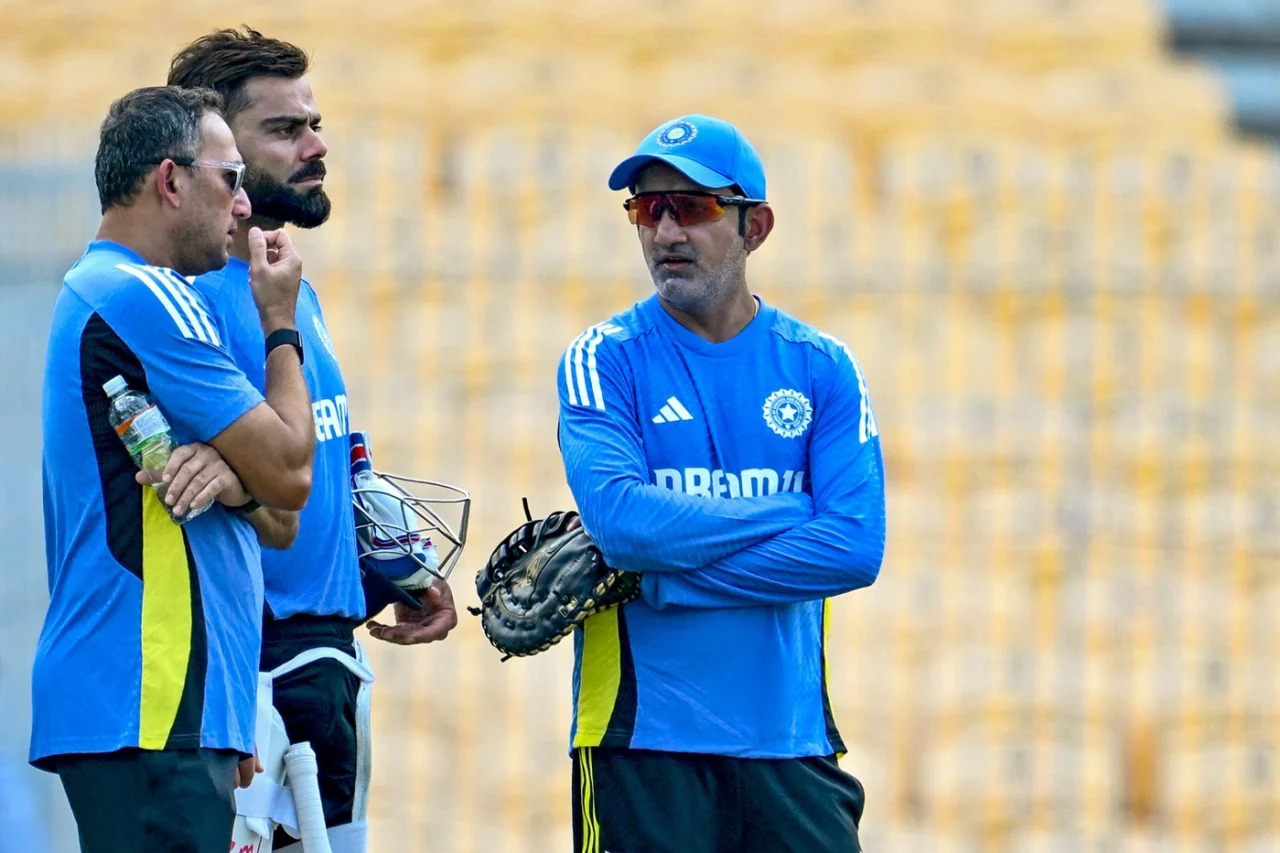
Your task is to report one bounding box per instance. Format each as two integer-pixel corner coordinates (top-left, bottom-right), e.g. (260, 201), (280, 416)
(642, 292), (774, 359)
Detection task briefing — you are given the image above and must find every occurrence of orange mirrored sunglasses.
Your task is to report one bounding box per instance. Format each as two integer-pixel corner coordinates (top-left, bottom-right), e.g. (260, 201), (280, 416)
(623, 191), (764, 228)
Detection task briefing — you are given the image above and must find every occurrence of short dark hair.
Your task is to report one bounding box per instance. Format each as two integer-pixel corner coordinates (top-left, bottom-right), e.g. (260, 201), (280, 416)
(168, 27), (310, 119)
(94, 86), (224, 213)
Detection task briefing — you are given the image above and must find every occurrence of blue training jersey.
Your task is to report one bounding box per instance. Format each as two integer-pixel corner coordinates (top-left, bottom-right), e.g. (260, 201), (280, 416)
(33, 241), (265, 767)
(193, 258), (363, 620)
(558, 294), (886, 759)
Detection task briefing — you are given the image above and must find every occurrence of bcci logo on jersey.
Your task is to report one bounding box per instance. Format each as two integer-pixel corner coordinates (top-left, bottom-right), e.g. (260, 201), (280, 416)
(762, 389), (812, 439)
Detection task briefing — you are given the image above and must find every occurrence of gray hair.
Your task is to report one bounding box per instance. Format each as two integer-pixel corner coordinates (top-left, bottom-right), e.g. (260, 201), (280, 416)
(94, 86), (225, 213)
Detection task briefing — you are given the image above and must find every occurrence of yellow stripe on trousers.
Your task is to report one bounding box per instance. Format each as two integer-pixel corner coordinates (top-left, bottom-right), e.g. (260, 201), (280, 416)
(574, 609), (622, 748)
(138, 487), (192, 749)
(580, 747), (601, 853)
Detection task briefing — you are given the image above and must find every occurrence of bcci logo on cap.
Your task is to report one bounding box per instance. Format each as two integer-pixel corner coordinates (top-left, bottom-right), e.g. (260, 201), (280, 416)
(762, 389), (812, 439)
(657, 120), (698, 147)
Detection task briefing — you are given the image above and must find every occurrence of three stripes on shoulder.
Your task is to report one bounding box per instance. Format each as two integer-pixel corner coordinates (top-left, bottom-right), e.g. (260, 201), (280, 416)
(115, 262), (222, 347)
(564, 323), (624, 411)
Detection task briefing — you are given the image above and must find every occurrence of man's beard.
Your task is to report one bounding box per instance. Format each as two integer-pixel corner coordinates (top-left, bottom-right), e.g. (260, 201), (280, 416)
(649, 241), (748, 317)
(243, 163), (331, 228)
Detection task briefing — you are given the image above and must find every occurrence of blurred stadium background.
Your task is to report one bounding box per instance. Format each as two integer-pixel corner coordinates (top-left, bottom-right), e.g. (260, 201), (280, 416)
(1, 0), (1277, 850)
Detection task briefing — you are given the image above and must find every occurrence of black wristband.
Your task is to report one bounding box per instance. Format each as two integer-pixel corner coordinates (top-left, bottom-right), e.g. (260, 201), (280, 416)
(226, 498), (261, 517)
(265, 328), (304, 365)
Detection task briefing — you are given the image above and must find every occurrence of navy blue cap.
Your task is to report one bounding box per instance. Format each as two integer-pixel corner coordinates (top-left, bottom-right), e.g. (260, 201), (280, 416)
(608, 115), (766, 201)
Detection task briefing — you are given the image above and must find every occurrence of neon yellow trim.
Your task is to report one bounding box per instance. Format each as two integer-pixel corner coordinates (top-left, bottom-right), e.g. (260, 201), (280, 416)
(822, 598), (831, 685)
(585, 747), (600, 853)
(138, 488), (191, 749)
(578, 749), (586, 852)
(574, 610), (621, 748)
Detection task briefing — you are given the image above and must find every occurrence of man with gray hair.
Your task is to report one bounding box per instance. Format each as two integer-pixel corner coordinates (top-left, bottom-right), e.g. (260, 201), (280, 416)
(557, 115), (884, 851)
(31, 85), (316, 852)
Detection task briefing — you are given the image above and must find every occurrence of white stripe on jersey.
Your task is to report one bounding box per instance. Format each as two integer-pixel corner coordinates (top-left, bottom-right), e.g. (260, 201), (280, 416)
(135, 265), (209, 344)
(564, 323), (622, 410)
(572, 329), (593, 407)
(564, 328), (592, 407)
(818, 332), (879, 443)
(166, 270), (221, 346)
(585, 325), (621, 411)
(115, 263), (194, 340)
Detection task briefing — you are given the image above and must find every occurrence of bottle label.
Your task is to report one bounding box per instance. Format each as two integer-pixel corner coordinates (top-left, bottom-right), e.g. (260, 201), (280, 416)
(118, 406), (169, 447)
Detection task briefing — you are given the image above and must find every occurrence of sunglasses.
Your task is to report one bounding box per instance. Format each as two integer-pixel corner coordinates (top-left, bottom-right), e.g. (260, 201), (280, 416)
(155, 157), (246, 195)
(623, 191), (764, 228)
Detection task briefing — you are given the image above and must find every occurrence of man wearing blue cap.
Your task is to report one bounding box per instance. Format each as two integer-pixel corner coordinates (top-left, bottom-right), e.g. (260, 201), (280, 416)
(556, 115), (886, 851)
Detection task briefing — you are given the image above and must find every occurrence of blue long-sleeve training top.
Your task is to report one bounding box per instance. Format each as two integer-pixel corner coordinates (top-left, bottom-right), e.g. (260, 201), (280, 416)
(558, 292), (886, 758)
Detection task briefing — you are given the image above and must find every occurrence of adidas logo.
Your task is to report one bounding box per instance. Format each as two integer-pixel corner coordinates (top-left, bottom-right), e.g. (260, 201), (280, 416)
(651, 396), (694, 424)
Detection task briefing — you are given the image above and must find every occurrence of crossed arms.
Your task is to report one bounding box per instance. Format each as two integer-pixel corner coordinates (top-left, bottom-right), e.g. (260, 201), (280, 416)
(557, 342), (886, 610)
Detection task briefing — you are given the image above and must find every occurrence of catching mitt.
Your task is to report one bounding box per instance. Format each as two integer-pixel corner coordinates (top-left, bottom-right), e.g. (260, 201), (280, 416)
(471, 502), (639, 660)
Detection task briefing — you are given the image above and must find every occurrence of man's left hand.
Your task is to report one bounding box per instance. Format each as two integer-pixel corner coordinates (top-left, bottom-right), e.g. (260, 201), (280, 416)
(366, 579), (458, 645)
(136, 442), (251, 517)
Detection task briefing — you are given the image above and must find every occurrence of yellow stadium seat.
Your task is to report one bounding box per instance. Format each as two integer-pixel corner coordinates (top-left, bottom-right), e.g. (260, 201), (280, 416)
(918, 720), (1122, 834)
(1160, 728), (1280, 840)
(869, 825), (983, 853)
(968, 0), (1163, 71)
(1025, 64), (1230, 146)
(1, 2), (1272, 850)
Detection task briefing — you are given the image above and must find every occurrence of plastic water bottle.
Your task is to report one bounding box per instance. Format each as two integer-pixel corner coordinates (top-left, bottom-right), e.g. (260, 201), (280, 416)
(103, 375), (209, 524)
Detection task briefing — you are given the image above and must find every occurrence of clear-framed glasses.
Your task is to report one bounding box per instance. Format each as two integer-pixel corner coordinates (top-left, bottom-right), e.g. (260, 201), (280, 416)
(158, 157), (246, 195)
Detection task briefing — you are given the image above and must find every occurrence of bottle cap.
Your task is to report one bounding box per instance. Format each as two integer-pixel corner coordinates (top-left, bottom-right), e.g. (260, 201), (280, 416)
(102, 375), (127, 397)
